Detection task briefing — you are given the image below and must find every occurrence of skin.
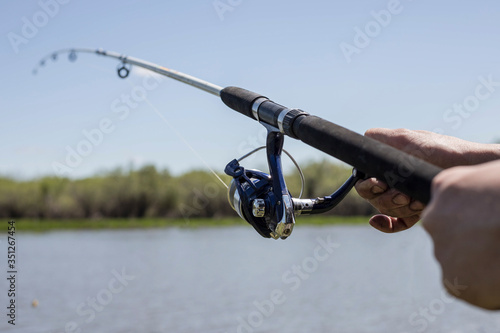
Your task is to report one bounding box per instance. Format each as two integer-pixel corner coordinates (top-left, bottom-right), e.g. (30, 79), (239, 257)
(423, 160), (500, 310)
(355, 128), (500, 233)
(355, 128), (500, 309)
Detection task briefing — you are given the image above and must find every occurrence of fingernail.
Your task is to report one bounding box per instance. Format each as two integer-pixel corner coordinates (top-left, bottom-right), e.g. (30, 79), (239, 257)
(410, 201), (425, 211)
(371, 186), (385, 194)
(393, 194), (409, 205)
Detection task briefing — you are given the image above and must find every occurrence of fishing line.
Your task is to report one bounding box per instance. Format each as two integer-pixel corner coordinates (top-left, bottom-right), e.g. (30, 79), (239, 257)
(237, 146), (305, 198)
(81, 61), (229, 189)
(138, 90), (229, 189)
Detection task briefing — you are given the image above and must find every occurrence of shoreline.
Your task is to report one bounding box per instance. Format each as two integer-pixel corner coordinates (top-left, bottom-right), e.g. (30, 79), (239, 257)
(3, 216), (370, 232)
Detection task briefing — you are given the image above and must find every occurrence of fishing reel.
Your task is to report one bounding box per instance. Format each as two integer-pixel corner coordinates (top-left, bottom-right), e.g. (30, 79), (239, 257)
(225, 127), (365, 240)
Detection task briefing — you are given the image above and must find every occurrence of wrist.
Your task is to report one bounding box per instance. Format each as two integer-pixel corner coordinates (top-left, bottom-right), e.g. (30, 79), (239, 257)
(465, 143), (500, 165)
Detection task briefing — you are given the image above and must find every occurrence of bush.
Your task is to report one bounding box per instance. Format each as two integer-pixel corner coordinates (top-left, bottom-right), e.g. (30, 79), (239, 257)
(0, 161), (374, 219)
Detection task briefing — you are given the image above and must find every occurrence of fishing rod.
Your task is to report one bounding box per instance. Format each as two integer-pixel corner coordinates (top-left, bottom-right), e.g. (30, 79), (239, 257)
(34, 48), (442, 240)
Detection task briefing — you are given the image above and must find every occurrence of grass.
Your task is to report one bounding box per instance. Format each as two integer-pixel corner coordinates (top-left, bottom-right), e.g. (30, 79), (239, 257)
(4, 216), (370, 232)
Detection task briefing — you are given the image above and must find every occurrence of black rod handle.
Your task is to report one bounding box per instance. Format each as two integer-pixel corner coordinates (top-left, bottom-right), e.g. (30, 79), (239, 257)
(220, 86), (442, 204)
(292, 116), (441, 204)
(220, 86), (266, 119)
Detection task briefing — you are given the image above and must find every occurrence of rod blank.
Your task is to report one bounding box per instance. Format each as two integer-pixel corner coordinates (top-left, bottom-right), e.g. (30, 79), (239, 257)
(34, 48), (223, 96)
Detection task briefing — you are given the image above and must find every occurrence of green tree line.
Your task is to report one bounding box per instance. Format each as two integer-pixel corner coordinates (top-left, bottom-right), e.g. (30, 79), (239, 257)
(0, 161), (375, 219)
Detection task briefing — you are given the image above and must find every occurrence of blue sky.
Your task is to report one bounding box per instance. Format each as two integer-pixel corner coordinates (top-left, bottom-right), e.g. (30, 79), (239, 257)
(1, 0), (500, 179)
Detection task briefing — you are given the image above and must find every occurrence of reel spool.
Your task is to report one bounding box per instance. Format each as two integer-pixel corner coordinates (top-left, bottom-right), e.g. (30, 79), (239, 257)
(226, 166), (277, 238)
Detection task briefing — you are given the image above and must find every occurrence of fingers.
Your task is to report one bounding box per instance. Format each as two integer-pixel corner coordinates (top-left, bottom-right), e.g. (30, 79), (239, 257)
(355, 177), (424, 233)
(365, 127), (431, 148)
(409, 200), (425, 211)
(355, 178), (424, 217)
(364, 128), (414, 150)
(364, 128), (395, 142)
(369, 214), (421, 233)
(369, 190), (419, 217)
(355, 178), (388, 200)
(356, 127), (435, 233)
(365, 128), (439, 165)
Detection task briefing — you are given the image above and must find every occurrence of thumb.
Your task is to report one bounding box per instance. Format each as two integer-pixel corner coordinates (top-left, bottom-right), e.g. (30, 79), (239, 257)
(364, 128), (434, 162)
(364, 128), (415, 150)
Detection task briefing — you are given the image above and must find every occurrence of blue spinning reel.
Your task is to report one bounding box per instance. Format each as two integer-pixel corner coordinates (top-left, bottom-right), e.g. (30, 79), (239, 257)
(225, 126), (364, 240)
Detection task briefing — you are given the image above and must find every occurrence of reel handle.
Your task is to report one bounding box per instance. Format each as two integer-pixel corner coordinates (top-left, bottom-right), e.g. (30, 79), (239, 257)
(293, 169), (365, 216)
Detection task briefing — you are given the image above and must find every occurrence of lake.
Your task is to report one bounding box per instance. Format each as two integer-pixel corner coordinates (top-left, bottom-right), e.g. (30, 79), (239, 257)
(1, 224), (499, 332)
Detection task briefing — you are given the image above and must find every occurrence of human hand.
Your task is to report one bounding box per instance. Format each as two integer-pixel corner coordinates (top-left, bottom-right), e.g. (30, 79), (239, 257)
(355, 128), (500, 233)
(422, 160), (500, 310)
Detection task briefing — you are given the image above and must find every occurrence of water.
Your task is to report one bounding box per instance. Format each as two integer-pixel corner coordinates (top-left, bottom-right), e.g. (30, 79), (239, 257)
(1, 225), (499, 333)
